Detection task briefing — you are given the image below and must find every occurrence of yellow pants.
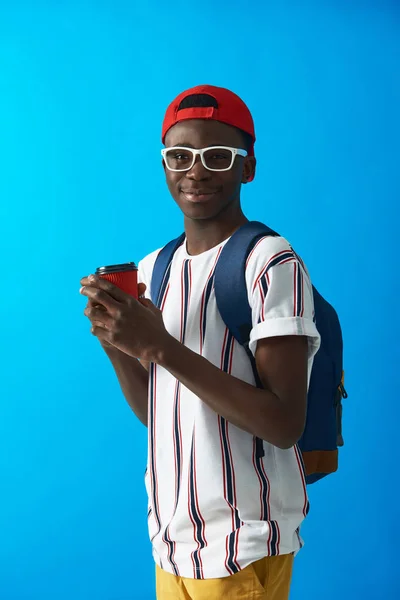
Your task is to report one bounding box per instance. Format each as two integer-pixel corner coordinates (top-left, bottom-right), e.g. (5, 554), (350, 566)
(156, 553), (294, 600)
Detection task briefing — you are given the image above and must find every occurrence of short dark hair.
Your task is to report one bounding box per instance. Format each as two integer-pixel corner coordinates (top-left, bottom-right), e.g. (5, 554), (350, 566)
(178, 93), (253, 152)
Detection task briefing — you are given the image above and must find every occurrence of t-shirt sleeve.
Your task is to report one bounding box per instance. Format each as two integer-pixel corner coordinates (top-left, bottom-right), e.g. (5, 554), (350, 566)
(246, 237), (321, 358)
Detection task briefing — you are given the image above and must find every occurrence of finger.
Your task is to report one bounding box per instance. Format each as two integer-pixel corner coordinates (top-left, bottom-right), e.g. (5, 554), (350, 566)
(87, 297), (107, 311)
(80, 275), (129, 303)
(92, 319), (109, 329)
(81, 275), (98, 286)
(139, 298), (161, 317)
(80, 286), (121, 314)
(84, 306), (114, 329)
(139, 298), (155, 310)
(138, 282), (147, 298)
(88, 300), (107, 311)
(91, 325), (113, 342)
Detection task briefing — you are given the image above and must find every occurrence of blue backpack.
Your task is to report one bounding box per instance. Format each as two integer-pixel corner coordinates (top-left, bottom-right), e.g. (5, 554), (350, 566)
(150, 221), (347, 484)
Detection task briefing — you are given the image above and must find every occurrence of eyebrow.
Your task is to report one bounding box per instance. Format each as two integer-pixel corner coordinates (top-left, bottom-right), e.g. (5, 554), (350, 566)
(169, 143), (228, 148)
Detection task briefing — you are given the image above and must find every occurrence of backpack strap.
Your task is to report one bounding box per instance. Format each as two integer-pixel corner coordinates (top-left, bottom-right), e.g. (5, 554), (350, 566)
(214, 221), (279, 389)
(214, 221), (279, 347)
(150, 233), (186, 308)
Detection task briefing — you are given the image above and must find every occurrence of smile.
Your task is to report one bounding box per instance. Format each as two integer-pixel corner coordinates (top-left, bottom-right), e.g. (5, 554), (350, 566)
(181, 190), (218, 203)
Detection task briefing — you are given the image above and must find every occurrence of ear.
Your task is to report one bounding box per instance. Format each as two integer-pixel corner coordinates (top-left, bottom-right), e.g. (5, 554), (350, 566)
(241, 156), (256, 184)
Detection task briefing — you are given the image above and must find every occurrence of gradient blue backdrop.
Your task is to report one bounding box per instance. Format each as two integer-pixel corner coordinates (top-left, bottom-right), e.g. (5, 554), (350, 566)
(1, 1), (398, 599)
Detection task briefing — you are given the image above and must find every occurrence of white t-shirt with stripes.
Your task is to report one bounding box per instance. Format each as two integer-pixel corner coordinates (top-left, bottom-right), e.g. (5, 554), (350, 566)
(138, 234), (320, 580)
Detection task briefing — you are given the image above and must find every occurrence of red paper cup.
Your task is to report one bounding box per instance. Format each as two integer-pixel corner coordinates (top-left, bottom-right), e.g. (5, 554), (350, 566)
(95, 262), (138, 298)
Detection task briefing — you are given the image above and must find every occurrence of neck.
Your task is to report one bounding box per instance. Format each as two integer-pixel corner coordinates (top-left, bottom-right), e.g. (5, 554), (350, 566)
(184, 204), (248, 256)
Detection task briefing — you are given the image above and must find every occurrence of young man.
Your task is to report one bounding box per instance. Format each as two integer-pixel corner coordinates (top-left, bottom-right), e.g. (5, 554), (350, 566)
(80, 85), (320, 599)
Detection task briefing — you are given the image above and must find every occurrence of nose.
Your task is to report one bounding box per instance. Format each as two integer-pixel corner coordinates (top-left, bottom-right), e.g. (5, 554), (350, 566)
(186, 154), (211, 180)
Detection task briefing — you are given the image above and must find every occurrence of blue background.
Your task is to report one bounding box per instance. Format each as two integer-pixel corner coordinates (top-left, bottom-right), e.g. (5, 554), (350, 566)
(1, 1), (398, 598)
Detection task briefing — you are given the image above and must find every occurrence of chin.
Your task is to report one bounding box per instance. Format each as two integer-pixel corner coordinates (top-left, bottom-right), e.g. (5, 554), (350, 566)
(184, 212), (216, 221)
(179, 203), (226, 221)
(176, 195), (238, 221)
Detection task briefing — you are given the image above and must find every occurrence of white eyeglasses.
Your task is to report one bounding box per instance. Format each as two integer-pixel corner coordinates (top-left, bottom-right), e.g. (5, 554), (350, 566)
(161, 146), (248, 172)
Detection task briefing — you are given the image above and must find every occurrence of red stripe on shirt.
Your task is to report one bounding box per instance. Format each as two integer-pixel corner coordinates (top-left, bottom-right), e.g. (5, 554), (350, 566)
(180, 262), (185, 342)
(160, 282), (170, 311)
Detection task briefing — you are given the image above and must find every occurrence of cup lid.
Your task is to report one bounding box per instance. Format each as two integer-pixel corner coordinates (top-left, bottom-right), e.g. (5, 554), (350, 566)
(96, 262), (137, 275)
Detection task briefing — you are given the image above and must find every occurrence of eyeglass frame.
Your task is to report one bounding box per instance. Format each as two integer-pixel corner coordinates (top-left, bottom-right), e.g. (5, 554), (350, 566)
(161, 146), (248, 172)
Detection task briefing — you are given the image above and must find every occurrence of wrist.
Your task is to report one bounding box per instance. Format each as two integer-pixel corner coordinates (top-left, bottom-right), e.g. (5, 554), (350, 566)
(102, 342), (120, 356)
(103, 343), (132, 363)
(151, 333), (180, 367)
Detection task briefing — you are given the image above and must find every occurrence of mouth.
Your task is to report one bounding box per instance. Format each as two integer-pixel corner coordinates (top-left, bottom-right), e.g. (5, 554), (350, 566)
(180, 189), (219, 203)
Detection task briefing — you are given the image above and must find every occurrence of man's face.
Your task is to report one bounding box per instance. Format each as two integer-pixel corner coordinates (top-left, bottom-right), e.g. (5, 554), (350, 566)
(163, 119), (256, 221)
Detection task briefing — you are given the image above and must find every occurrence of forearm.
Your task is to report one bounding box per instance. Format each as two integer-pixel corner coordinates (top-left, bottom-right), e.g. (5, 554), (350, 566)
(156, 336), (296, 449)
(105, 347), (149, 426)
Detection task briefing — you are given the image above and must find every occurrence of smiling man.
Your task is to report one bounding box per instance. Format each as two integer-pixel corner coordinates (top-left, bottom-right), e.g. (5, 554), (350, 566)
(80, 85), (320, 600)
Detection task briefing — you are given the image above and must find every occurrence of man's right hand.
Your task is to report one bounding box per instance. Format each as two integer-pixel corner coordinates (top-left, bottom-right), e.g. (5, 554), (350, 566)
(84, 282), (147, 352)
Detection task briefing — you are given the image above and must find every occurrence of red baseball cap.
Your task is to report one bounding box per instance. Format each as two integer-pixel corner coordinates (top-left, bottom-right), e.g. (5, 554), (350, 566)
(161, 84), (256, 157)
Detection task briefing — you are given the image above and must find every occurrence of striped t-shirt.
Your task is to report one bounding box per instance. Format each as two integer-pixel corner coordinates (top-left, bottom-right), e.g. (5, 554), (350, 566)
(138, 234), (320, 580)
